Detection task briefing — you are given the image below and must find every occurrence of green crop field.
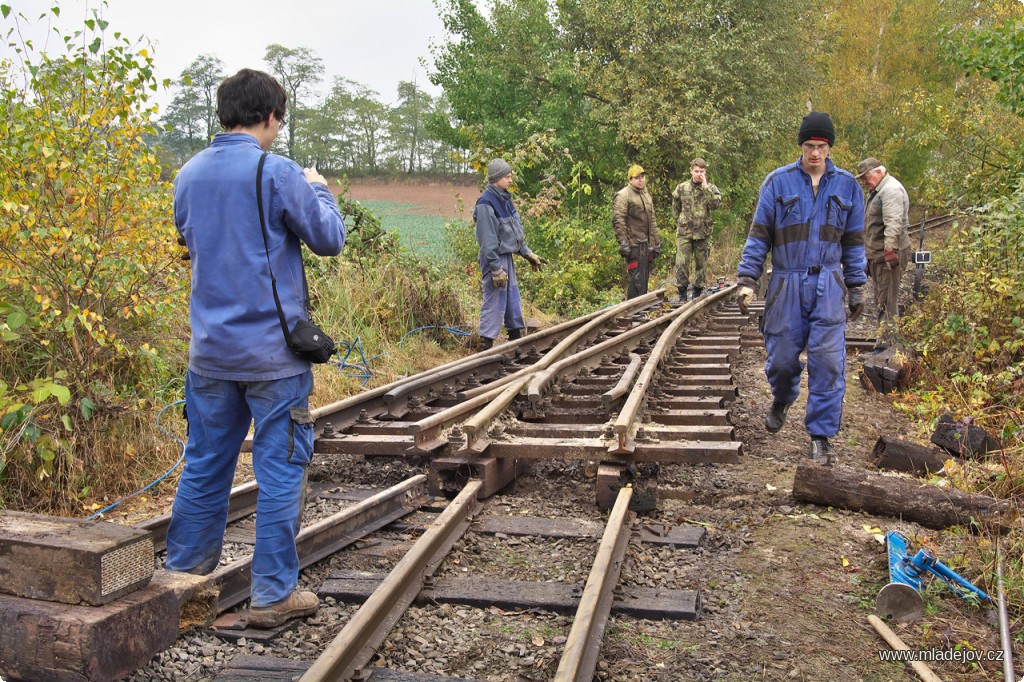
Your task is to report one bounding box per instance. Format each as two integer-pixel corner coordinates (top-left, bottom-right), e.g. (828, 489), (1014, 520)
(357, 200), (454, 261)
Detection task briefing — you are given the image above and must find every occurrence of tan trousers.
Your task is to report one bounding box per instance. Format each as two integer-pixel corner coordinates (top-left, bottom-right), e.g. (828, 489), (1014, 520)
(869, 246), (912, 340)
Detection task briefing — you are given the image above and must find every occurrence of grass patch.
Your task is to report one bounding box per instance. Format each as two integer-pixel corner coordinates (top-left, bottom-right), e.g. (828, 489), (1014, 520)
(358, 200), (451, 262)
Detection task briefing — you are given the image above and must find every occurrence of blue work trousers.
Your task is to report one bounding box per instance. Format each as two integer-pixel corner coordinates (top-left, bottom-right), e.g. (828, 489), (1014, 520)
(165, 370), (314, 607)
(478, 253), (525, 340)
(761, 269), (847, 438)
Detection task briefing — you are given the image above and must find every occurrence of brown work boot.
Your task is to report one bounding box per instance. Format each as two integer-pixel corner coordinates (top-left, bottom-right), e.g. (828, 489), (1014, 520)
(248, 590), (319, 629)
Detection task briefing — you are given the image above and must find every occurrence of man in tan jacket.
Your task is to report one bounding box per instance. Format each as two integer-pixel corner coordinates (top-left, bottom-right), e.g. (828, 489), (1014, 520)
(856, 157), (913, 348)
(613, 164), (660, 299)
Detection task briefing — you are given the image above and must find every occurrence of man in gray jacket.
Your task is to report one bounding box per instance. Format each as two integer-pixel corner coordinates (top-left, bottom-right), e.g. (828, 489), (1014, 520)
(474, 158), (546, 350)
(856, 157), (913, 347)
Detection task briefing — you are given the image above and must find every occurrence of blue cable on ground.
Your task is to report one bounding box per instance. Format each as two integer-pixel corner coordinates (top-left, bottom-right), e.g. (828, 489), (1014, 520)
(334, 337), (377, 385)
(399, 325), (471, 345)
(86, 399), (186, 521)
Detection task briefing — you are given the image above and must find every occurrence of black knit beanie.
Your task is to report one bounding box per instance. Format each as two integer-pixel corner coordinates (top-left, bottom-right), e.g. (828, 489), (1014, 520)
(797, 112), (835, 147)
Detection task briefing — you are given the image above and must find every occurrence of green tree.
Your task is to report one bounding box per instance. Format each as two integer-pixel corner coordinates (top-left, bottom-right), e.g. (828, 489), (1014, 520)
(390, 79), (432, 174)
(430, 0), (808, 216)
(0, 2), (187, 510)
(263, 44), (324, 159)
(182, 54), (224, 144)
(159, 85), (206, 165)
(804, 0), (1023, 203)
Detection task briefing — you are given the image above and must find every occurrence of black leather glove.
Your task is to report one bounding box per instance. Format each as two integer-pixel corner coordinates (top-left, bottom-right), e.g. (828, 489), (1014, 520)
(848, 286), (865, 322)
(618, 243), (631, 258)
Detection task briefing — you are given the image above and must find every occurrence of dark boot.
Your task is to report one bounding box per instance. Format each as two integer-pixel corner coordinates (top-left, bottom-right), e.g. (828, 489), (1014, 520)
(690, 286), (703, 300)
(507, 327), (523, 340)
(809, 437), (834, 465)
(764, 400), (792, 433)
(479, 336), (494, 351)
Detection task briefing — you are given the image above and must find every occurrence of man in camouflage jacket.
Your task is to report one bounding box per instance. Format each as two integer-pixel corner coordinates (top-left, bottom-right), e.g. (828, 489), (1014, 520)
(613, 164), (661, 299)
(672, 158), (722, 301)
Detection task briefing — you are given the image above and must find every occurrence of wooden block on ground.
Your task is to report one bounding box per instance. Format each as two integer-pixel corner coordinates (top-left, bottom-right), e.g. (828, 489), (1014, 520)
(0, 570), (214, 682)
(860, 344), (912, 394)
(0, 511), (154, 605)
(428, 456), (520, 498)
(596, 463), (658, 511)
(871, 436), (949, 477)
(931, 413), (1000, 458)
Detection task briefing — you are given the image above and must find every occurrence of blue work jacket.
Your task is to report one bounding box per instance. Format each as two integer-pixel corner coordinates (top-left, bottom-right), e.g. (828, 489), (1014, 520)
(174, 133), (345, 381)
(474, 184), (532, 273)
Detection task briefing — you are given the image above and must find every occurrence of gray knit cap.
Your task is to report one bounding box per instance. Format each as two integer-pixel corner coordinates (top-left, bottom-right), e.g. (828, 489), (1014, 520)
(487, 158), (512, 183)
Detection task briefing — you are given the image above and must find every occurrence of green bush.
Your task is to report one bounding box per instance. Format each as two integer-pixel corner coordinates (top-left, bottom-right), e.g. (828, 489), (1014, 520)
(900, 185), (1024, 465)
(0, 4), (187, 511)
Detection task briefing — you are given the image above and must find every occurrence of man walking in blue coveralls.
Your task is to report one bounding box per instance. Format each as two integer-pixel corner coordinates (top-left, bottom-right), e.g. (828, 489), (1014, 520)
(474, 158), (547, 350)
(735, 112), (867, 465)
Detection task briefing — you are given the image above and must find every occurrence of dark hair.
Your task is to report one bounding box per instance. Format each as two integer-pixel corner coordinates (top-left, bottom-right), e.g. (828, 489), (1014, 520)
(216, 69), (287, 130)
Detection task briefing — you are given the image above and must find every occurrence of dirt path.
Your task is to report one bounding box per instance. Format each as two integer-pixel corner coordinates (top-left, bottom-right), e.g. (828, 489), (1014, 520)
(597, 332), (1010, 681)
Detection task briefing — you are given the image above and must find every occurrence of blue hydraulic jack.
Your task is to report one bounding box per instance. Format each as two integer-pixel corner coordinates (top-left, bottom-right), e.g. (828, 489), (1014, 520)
(876, 530), (991, 623)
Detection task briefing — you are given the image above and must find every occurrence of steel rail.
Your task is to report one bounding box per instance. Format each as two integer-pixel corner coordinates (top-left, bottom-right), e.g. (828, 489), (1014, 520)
(210, 475), (430, 612)
(299, 480), (483, 682)
(907, 212), (956, 237)
(611, 285), (735, 454)
(136, 480), (259, 551)
(454, 291), (665, 402)
(381, 353), (506, 418)
(307, 303), (621, 437)
(410, 291), (666, 451)
(602, 353), (642, 409)
(525, 300), (692, 405)
(458, 292), (671, 452)
(554, 485), (634, 682)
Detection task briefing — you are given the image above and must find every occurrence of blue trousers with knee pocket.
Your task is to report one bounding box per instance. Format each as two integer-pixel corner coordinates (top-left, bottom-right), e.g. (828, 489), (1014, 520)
(165, 370), (313, 607)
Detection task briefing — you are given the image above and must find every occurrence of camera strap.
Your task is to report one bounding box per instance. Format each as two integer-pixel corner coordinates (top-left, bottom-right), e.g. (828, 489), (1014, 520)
(256, 152), (309, 344)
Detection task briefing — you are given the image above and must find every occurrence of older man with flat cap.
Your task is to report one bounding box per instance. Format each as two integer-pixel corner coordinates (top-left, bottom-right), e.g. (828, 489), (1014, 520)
(735, 112), (867, 465)
(856, 157), (913, 349)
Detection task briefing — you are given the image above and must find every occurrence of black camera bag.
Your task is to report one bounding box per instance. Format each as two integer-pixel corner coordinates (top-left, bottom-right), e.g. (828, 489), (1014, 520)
(256, 153), (335, 364)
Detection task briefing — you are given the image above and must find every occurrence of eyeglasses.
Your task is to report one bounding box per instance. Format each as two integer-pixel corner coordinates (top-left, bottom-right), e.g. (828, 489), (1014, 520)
(801, 142), (829, 153)
(277, 113), (286, 127)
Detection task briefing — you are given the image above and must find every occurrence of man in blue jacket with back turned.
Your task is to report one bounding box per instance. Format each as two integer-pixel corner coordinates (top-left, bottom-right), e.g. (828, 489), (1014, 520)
(735, 112), (866, 465)
(168, 68), (345, 628)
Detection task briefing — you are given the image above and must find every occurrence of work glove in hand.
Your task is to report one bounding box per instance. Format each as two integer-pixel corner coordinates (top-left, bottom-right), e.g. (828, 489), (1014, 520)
(618, 243), (631, 258)
(883, 248), (899, 268)
(847, 286), (865, 322)
(649, 246), (660, 262)
(525, 252), (548, 272)
(736, 286), (755, 315)
(491, 268), (508, 288)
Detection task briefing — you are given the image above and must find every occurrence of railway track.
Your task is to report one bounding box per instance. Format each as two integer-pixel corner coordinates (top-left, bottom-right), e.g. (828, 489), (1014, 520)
(132, 286), (753, 681)
(4, 286), (771, 681)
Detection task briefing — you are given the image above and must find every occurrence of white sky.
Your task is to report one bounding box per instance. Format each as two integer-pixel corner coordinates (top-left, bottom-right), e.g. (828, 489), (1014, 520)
(2, 0), (458, 108)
